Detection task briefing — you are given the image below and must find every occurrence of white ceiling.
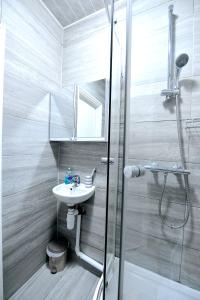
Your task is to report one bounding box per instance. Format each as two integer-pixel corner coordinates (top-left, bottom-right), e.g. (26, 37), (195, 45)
(42, 0), (106, 27)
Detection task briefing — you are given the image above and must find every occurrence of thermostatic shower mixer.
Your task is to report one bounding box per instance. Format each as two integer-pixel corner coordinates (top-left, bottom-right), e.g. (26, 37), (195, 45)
(124, 163), (190, 179)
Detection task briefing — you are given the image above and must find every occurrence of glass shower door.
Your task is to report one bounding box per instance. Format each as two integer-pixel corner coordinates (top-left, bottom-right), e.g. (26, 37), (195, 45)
(0, 4), (5, 297)
(103, 0), (126, 299)
(103, 0), (121, 296)
(120, 0), (200, 299)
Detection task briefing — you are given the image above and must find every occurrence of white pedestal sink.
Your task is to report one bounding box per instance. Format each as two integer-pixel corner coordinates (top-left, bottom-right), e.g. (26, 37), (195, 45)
(52, 182), (102, 273)
(52, 183), (95, 206)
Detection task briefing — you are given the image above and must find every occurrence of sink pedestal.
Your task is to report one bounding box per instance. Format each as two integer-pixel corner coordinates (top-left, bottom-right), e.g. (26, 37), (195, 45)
(66, 208), (78, 230)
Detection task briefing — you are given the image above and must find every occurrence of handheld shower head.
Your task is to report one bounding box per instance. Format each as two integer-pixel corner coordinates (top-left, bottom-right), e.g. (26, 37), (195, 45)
(176, 53), (189, 69)
(175, 53), (189, 84)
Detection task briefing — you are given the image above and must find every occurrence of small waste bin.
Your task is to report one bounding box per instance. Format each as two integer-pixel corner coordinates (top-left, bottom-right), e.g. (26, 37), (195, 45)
(46, 239), (68, 274)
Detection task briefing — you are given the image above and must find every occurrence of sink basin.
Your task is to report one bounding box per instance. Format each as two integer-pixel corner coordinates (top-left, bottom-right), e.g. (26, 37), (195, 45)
(52, 183), (95, 206)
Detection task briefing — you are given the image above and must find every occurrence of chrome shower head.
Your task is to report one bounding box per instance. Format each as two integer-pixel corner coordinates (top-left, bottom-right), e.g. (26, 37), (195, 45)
(175, 53), (189, 85)
(176, 53), (189, 69)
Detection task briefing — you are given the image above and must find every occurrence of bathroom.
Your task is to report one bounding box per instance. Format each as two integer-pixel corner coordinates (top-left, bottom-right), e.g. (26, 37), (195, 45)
(0, 0), (200, 299)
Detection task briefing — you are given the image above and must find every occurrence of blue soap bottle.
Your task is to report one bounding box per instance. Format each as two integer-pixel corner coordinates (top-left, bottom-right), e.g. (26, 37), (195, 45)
(64, 168), (72, 184)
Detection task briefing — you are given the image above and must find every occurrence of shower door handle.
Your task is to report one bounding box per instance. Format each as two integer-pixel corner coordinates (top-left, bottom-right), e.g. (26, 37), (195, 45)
(124, 165), (146, 178)
(101, 157), (115, 164)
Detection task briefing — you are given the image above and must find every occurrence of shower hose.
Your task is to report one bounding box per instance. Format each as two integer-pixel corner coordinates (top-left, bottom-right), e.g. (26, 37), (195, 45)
(158, 95), (190, 229)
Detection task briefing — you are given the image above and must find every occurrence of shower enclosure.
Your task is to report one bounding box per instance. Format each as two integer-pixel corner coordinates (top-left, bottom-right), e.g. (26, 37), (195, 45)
(103, 0), (200, 299)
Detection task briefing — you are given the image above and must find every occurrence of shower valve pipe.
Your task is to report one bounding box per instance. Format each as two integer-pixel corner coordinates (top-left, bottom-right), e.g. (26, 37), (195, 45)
(75, 214), (103, 273)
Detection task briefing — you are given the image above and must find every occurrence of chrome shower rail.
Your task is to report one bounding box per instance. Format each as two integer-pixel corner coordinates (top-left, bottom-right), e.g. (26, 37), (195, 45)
(168, 5), (174, 90)
(161, 5), (176, 100)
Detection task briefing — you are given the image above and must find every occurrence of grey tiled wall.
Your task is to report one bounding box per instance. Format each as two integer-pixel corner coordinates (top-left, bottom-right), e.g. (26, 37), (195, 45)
(2, 0), (63, 298)
(62, 9), (110, 87)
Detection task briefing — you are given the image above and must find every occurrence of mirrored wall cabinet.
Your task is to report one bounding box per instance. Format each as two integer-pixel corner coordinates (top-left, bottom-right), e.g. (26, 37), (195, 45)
(49, 79), (108, 142)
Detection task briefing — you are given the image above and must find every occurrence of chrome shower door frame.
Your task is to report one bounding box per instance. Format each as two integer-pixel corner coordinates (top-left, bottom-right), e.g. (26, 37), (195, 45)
(0, 21), (5, 300)
(118, 0), (132, 299)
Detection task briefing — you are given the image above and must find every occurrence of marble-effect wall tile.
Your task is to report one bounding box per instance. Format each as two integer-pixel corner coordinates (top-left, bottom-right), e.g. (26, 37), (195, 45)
(2, 0), (62, 298)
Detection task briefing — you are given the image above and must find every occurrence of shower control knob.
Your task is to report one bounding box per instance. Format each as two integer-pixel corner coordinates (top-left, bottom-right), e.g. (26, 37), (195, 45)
(124, 165), (145, 178)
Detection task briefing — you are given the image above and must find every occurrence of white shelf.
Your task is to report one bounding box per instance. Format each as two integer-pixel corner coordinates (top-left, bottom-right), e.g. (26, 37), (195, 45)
(50, 137), (107, 142)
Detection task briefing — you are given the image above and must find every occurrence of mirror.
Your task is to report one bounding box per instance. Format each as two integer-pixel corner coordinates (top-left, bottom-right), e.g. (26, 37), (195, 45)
(49, 86), (74, 141)
(75, 79), (108, 140)
(50, 78), (108, 142)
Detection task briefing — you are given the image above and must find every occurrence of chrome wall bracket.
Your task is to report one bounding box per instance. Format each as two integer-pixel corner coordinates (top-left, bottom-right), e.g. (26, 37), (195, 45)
(161, 88), (179, 100)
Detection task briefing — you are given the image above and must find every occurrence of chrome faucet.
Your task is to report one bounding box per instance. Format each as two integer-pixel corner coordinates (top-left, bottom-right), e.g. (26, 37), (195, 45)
(71, 175), (80, 187)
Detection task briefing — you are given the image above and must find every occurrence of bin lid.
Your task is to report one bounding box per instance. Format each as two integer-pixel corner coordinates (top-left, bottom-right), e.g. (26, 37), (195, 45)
(47, 239), (68, 254)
